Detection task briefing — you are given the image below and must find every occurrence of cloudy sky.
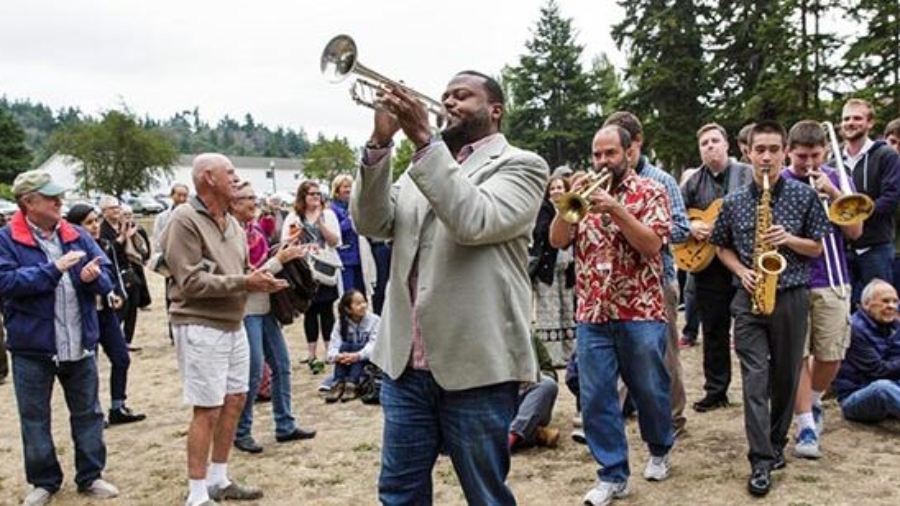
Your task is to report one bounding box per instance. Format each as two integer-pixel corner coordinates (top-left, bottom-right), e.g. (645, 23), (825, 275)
(0, 0), (624, 145)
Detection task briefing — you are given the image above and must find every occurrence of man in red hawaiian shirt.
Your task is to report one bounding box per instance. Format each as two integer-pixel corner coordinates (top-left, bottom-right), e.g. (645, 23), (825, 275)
(550, 125), (672, 506)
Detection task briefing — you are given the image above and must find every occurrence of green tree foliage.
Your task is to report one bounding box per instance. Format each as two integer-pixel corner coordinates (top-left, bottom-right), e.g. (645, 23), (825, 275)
(0, 107), (32, 184)
(392, 138), (416, 181)
(51, 110), (178, 197)
(843, 0), (900, 127)
(503, 0), (611, 170)
(612, 0), (707, 172)
(303, 135), (357, 183)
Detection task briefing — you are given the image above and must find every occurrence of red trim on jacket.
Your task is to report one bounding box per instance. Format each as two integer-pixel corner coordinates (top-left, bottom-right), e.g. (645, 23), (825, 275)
(9, 210), (81, 247)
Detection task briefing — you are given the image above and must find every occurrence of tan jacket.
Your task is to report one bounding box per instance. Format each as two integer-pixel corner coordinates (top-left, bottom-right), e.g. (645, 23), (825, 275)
(351, 135), (549, 390)
(161, 197), (248, 331)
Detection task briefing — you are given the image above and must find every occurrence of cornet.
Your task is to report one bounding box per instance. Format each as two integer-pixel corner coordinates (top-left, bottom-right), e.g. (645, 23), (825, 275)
(822, 121), (874, 226)
(321, 34), (447, 128)
(556, 169), (612, 224)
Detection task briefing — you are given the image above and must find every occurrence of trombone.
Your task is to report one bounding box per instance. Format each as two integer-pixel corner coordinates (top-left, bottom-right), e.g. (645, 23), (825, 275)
(321, 34), (447, 128)
(556, 169), (611, 224)
(822, 121), (874, 226)
(806, 168), (849, 299)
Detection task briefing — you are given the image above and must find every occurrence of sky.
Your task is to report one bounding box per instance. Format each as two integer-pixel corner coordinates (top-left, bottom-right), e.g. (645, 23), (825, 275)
(0, 0), (625, 147)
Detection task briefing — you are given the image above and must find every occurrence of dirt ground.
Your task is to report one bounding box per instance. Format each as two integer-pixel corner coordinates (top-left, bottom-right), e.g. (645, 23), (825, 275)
(1, 269), (899, 506)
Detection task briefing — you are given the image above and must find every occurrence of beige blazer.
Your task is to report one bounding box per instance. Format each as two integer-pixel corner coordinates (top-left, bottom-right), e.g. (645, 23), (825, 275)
(351, 134), (549, 390)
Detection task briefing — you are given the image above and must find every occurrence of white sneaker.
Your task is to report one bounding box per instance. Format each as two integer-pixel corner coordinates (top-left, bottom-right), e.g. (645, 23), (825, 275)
(571, 427), (587, 445)
(793, 427), (822, 459)
(23, 487), (53, 506)
(583, 480), (628, 506)
(80, 478), (119, 499)
(643, 453), (671, 481)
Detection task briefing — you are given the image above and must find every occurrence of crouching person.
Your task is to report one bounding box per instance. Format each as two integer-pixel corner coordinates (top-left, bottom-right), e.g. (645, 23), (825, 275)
(833, 279), (900, 423)
(509, 335), (560, 450)
(325, 289), (379, 403)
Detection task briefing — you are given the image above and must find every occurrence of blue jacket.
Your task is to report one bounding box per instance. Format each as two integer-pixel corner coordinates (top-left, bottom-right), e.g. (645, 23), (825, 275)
(0, 211), (114, 358)
(833, 309), (900, 401)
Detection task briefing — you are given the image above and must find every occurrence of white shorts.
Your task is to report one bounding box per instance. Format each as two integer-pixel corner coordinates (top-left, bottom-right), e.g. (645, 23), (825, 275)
(174, 324), (250, 407)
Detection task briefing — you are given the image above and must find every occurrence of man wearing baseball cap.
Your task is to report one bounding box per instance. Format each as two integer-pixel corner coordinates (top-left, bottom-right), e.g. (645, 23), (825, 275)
(0, 170), (121, 505)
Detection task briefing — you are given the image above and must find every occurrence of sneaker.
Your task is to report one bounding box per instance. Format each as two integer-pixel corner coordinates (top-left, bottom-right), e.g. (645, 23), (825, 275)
(23, 487), (54, 506)
(571, 427), (587, 445)
(341, 382), (359, 402)
(747, 466), (771, 496)
(643, 453), (671, 481)
(234, 437), (263, 454)
(185, 501), (218, 506)
(812, 403), (825, 435)
(208, 481), (263, 501)
(692, 394), (729, 413)
(772, 447), (787, 470)
(80, 478), (119, 499)
(108, 406), (147, 425)
(583, 480), (628, 506)
(793, 428), (821, 459)
(308, 358), (325, 375)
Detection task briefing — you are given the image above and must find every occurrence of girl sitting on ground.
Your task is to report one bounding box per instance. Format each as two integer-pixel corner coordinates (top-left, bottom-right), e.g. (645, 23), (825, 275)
(325, 289), (379, 403)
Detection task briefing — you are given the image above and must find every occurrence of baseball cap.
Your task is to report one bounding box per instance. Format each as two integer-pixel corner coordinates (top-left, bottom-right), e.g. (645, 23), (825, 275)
(12, 170), (67, 198)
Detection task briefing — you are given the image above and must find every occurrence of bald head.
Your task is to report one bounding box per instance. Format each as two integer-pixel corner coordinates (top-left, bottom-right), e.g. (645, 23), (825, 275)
(192, 153), (233, 188)
(192, 152), (237, 211)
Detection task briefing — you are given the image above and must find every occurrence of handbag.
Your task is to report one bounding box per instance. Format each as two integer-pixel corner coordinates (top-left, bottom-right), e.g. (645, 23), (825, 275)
(268, 247), (319, 325)
(307, 248), (343, 287)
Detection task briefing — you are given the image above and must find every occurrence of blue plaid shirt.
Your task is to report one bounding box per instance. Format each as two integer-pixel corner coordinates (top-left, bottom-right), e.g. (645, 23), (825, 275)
(636, 157), (690, 283)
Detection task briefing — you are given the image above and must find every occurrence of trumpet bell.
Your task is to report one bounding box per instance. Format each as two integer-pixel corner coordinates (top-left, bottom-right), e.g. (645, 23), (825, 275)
(829, 193), (874, 226)
(321, 34), (358, 83)
(557, 194), (591, 224)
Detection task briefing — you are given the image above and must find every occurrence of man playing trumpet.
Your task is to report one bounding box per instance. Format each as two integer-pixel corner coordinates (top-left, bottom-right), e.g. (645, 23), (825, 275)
(550, 125), (673, 506)
(781, 120), (862, 460)
(709, 121), (831, 496)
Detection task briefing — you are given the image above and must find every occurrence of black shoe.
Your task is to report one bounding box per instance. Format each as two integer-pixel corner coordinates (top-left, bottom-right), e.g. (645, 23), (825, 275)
(748, 466), (771, 496)
(108, 406), (146, 425)
(692, 395), (729, 413)
(234, 437), (264, 454)
(276, 427), (317, 442)
(772, 448), (786, 470)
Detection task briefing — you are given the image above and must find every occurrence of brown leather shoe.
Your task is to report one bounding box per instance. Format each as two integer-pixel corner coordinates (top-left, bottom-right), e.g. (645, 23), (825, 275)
(535, 426), (560, 448)
(341, 382), (359, 402)
(325, 382), (345, 403)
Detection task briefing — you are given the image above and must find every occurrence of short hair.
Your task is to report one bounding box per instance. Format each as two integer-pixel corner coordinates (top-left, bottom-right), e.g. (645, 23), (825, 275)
(843, 98), (875, 120)
(596, 125), (633, 151)
(170, 182), (189, 196)
(603, 111), (644, 141)
(99, 195), (120, 210)
(788, 120), (827, 148)
(236, 181), (253, 196)
(748, 120), (787, 148)
(331, 174), (353, 198)
(121, 204), (133, 215)
(737, 123), (756, 146)
(884, 118), (900, 138)
(696, 123), (728, 142)
(861, 278), (894, 306)
(455, 70), (504, 106)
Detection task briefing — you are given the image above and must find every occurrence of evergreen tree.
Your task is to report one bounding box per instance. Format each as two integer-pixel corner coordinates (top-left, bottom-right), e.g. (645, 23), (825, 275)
(843, 0), (900, 127)
(0, 108), (32, 183)
(503, 0), (606, 169)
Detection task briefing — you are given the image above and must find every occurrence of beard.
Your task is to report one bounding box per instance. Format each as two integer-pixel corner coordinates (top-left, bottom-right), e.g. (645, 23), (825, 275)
(842, 126), (867, 143)
(441, 108), (492, 152)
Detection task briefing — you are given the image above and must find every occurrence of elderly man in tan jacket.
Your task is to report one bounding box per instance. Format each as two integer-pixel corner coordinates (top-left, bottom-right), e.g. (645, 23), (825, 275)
(351, 70), (548, 505)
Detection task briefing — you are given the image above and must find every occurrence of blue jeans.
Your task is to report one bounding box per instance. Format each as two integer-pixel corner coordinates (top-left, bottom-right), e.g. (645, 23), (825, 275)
(379, 369), (519, 506)
(12, 354), (106, 491)
(237, 314), (297, 440)
(577, 321), (673, 483)
(849, 243), (894, 309)
(841, 379), (900, 423)
(333, 341), (366, 384)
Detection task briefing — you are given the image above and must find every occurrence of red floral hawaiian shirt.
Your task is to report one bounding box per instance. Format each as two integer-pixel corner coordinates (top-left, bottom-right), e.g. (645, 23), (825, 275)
(574, 172), (671, 323)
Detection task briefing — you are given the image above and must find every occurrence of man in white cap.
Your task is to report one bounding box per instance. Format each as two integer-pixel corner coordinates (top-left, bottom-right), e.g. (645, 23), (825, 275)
(0, 170), (120, 505)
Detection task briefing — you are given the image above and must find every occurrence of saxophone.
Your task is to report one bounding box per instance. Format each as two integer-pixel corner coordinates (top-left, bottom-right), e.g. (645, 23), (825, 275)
(750, 165), (787, 315)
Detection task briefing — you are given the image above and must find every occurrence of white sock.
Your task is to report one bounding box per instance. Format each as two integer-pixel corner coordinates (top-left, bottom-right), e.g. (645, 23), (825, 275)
(811, 390), (823, 407)
(796, 412), (816, 432)
(206, 462), (231, 489)
(188, 479), (209, 505)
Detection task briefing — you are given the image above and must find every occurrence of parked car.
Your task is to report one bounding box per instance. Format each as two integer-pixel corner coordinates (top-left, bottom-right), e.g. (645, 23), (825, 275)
(0, 198), (18, 218)
(125, 195), (165, 215)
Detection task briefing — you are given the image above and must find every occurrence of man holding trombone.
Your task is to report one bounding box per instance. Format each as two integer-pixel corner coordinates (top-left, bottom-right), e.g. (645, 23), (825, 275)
(781, 121), (862, 459)
(550, 125), (673, 506)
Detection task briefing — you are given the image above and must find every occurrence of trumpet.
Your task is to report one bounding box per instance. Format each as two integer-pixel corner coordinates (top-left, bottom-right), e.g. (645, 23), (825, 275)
(321, 34), (447, 128)
(556, 169), (611, 224)
(822, 121), (874, 226)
